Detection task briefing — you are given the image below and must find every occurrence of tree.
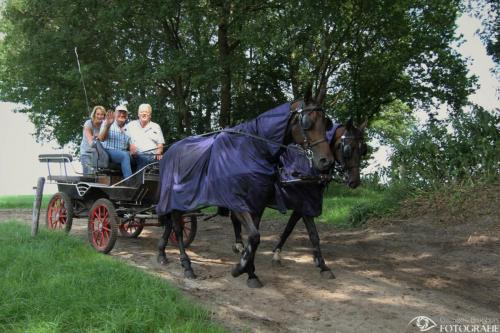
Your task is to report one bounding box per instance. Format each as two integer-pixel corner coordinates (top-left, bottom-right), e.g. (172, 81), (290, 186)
(0, 0), (476, 148)
(467, 0), (499, 65)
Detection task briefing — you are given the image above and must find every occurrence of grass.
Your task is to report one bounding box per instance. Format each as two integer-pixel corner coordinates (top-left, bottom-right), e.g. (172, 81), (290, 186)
(1, 180), (408, 228)
(262, 181), (410, 227)
(0, 221), (226, 333)
(0, 195), (49, 209)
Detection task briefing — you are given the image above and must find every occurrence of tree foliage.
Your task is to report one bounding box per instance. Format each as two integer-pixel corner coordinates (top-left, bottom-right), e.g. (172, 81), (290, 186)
(467, 0), (499, 66)
(389, 105), (499, 189)
(0, 0), (475, 147)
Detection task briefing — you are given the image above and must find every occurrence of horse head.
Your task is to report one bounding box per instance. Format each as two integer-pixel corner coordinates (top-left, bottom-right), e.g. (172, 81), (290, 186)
(332, 118), (368, 188)
(288, 88), (334, 172)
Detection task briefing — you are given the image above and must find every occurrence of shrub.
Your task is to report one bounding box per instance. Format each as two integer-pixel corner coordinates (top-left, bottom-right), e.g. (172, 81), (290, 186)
(389, 105), (499, 190)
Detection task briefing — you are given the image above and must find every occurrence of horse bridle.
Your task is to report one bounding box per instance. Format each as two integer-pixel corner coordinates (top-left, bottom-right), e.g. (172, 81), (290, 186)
(334, 132), (366, 173)
(292, 103), (329, 164)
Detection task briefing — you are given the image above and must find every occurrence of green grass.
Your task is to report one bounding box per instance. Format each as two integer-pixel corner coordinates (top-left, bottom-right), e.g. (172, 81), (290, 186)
(0, 221), (226, 333)
(1, 180), (408, 228)
(0, 195), (49, 209)
(262, 181), (410, 227)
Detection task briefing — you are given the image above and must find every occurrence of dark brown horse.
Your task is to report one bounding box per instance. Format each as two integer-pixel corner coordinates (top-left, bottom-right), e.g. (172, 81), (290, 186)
(231, 118), (367, 279)
(156, 90), (334, 288)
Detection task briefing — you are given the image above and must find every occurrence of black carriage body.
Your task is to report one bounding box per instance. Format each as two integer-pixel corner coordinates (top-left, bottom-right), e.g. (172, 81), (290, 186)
(39, 151), (197, 254)
(39, 153), (160, 218)
(53, 166), (160, 217)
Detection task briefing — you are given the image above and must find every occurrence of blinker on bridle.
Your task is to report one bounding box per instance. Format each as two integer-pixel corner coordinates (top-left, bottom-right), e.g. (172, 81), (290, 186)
(336, 133), (367, 172)
(293, 102), (329, 167)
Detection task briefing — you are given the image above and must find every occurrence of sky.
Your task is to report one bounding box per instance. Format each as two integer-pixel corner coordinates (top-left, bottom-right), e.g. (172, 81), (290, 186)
(0, 14), (498, 195)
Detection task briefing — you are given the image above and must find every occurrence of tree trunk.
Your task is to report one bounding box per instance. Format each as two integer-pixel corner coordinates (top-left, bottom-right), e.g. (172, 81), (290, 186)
(174, 76), (191, 135)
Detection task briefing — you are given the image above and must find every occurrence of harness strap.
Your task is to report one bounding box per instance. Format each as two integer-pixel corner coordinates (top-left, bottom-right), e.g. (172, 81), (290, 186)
(221, 129), (304, 152)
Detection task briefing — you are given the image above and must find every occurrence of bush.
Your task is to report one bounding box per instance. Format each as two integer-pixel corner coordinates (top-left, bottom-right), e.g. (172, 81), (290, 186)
(389, 105), (499, 190)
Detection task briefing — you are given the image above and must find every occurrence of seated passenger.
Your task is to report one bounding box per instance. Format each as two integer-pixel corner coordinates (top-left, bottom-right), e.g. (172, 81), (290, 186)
(80, 105), (106, 174)
(126, 103), (165, 171)
(98, 105), (132, 178)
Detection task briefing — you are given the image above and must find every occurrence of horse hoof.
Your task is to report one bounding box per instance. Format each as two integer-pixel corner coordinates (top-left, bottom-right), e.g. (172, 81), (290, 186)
(247, 277), (263, 288)
(232, 243), (244, 254)
(320, 269), (336, 279)
(184, 269), (197, 279)
(157, 255), (168, 265)
(271, 259), (282, 267)
(231, 264), (244, 277)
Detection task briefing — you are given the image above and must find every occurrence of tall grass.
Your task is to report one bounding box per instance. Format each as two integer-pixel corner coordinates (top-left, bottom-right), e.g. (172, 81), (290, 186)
(0, 221), (226, 333)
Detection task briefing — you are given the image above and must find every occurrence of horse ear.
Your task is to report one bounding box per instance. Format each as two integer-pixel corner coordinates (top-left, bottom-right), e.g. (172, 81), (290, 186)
(304, 84), (313, 104)
(346, 117), (354, 130)
(358, 119), (368, 131)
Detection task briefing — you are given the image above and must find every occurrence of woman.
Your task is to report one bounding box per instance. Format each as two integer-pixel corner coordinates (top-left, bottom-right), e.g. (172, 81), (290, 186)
(80, 105), (106, 174)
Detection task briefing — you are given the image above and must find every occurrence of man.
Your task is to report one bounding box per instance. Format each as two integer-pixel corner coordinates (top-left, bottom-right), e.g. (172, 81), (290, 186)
(126, 103), (165, 171)
(98, 105), (133, 178)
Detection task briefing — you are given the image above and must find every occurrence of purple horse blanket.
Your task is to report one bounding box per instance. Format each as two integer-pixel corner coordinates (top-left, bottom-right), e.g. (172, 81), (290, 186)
(156, 103), (293, 215)
(274, 123), (341, 217)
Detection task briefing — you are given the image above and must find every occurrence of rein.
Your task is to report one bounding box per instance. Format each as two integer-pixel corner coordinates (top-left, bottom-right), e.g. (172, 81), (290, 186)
(192, 128), (305, 155)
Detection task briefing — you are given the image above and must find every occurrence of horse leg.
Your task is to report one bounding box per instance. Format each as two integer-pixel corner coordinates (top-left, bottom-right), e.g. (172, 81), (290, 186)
(230, 212), (245, 254)
(303, 216), (335, 279)
(157, 214), (172, 265)
(230, 211), (263, 288)
(172, 211), (196, 279)
(272, 210), (302, 267)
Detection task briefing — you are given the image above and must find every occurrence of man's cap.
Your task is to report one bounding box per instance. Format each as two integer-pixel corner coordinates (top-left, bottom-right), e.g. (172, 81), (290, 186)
(115, 105), (128, 113)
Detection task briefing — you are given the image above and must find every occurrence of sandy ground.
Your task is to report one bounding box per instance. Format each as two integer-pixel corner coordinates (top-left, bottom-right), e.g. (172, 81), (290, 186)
(2, 187), (499, 332)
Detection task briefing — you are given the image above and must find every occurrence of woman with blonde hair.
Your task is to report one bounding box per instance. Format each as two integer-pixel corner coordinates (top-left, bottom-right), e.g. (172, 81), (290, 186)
(80, 105), (106, 174)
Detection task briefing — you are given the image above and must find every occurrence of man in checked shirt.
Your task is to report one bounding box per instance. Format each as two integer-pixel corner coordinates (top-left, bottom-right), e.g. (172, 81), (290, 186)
(98, 105), (133, 178)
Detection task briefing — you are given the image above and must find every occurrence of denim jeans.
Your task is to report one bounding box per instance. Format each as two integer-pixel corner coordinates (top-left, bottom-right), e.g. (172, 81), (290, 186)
(80, 154), (94, 175)
(105, 149), (132, 178)
(134, 153), (156, 171)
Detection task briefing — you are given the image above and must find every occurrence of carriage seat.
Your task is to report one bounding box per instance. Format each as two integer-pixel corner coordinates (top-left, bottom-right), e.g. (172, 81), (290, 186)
(88, 140), (122, 175)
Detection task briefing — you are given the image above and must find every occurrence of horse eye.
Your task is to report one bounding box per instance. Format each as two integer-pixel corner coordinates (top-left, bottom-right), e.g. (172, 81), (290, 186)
(300, 113), (314, 130)
(325, 117), (333, 131)
(343, 144), (352, 158)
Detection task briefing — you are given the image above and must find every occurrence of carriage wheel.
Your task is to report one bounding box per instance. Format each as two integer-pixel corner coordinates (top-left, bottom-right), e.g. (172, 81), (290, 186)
(46, 192), (73, 233)
(169, 215), (197, 248)
(119, 218), (144, 238)
(88, 199), (118, 254)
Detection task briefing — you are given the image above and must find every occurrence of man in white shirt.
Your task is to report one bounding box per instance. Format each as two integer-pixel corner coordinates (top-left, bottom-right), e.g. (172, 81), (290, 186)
(126, 103), (165, 171)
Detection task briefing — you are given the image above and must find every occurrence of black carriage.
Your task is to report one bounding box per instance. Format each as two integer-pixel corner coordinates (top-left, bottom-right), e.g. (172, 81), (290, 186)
(38, 142), (197, 253)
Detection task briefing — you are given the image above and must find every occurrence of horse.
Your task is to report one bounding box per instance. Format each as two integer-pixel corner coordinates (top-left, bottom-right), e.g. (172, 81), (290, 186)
(231, 117), (368, 279)
(155, 89), (334, 288)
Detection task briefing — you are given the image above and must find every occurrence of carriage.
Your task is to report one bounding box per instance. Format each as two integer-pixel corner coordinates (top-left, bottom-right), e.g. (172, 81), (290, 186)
(37, 141), (198, 254)
(33, 93), (367, 288)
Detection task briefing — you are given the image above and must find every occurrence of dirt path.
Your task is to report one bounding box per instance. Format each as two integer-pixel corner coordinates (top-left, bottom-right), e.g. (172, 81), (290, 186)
(2, 199), (499, 333)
